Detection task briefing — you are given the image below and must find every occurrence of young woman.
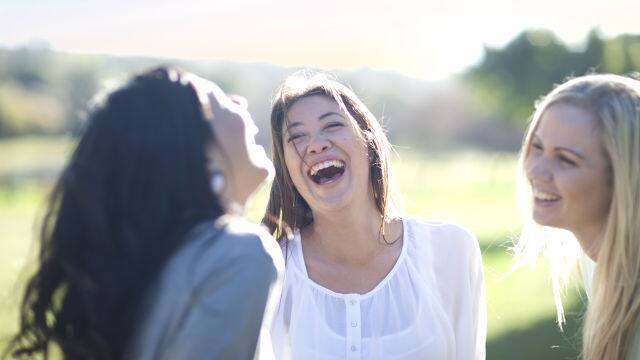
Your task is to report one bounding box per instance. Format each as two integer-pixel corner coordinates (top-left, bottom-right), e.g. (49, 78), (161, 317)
(5, 67), (283, 359)
(515, 74), (640, 360)
(263, 73), (486, 359)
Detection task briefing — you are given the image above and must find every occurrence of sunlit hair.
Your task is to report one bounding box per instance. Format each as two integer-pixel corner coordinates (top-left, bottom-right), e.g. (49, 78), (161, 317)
(515, 74), (640, 360)
(262, 71), (398, 241)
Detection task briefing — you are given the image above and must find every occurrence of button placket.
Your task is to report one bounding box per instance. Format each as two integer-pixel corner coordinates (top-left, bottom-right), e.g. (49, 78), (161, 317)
(345, 295), (362, 359)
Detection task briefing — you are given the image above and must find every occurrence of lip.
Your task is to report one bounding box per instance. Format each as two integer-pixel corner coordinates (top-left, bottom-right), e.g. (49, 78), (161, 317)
(533, 198), (560, 207)
(306, 157), (346, 174)
(305, 156), (347, 186)
(532, 187), (561, 206)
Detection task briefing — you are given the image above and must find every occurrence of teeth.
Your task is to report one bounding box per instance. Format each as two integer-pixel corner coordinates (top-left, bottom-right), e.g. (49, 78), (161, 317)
(309, 160), (345, 176)
(533, 189), (560, 201)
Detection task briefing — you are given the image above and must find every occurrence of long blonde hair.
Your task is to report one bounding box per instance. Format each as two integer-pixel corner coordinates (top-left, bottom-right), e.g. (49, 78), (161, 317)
(515, 74), (640, 360)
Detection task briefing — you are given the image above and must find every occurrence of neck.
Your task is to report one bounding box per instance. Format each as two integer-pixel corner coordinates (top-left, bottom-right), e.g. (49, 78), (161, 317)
(573, 222), (606, 262)
(305, 200), (389, 264)
(219, 190), (247, 216)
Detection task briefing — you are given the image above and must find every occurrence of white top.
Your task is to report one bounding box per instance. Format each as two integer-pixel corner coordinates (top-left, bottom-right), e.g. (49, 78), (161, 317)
(271, 218), (486, 360)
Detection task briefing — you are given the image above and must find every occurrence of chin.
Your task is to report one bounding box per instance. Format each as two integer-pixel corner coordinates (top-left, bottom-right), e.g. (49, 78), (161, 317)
(532, 209), (552, 225)
(250, 161), (274, 183)
(304, 189), (351, 213)
(532, 214), (566, 230)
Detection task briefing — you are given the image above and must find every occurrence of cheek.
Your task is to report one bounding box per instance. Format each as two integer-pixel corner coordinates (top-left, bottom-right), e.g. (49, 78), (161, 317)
(523, 156), (533, 177)
(561, 170), (611, 211)
(283, 148), (304, 183)
(591, 174), (613, 215)
(522, 154), (536, 181)
(339, 133), (368, 158)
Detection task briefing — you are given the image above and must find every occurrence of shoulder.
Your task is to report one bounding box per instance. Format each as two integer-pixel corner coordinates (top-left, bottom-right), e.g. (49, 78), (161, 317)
(406, 217), (480, 258)
(196, 216), (277, 258)
(170, 217), (283, 286)
(223, 217), (286, 273)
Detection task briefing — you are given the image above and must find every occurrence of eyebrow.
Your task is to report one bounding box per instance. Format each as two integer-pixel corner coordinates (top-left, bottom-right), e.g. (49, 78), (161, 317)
(285, 111), (345, 132)
(532, 134), (586, 160)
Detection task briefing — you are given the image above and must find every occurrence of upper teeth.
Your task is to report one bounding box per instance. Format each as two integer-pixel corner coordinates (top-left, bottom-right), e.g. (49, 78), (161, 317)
(533, 189), (560, 201)
(309, 160), (344, 176)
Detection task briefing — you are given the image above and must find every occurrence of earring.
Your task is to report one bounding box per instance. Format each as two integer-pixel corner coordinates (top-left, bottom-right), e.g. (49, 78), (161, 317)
(210, 170), (225, 194)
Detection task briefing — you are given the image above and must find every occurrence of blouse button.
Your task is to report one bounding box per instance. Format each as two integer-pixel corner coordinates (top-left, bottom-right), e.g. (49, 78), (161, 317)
(351, 345), (357, 351)
(351, 321), (358, 327)
(350, 299), (357, 305)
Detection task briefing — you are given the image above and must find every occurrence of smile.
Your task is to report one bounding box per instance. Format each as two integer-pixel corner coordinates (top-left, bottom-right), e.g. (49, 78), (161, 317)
(533, 188), (561, 202)
(307, 159), (346, 185)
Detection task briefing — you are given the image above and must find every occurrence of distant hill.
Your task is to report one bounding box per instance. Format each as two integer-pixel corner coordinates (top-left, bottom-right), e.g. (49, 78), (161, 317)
(0, 44), (523, 151)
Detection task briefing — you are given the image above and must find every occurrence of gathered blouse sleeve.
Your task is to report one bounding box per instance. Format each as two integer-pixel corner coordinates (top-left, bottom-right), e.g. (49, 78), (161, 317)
(422, 221), (487, 360)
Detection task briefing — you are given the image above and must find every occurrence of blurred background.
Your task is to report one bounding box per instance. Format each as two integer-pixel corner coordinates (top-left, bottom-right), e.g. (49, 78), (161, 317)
(2, 0), (639, 358)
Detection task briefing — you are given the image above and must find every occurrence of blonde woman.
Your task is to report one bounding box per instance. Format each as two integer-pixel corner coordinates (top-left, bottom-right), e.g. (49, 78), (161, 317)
(515, 74), (640, 359)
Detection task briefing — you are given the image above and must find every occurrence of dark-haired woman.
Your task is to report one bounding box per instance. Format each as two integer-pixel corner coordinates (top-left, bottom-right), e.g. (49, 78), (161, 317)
(264, 73), (486, 359)
(6, 67), (283, 359)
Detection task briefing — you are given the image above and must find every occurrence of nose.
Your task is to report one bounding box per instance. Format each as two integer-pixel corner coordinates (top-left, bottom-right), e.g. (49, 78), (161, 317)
(306, 134), (331, 155)
(526, 156), (553, 183)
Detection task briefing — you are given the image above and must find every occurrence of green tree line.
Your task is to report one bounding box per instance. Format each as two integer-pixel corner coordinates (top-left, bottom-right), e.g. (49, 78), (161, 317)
(466, 29), (640, 126)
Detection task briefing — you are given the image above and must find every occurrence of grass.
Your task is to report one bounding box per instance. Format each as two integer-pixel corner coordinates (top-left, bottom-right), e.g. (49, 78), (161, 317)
(0, 137), (584, 359)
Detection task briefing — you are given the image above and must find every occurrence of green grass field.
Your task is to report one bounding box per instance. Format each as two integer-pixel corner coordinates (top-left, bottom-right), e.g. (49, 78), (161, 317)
(0, 137), (586, 359)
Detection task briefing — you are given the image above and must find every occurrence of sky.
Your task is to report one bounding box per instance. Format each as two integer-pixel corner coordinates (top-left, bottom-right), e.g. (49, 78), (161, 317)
(1, 0), (639, 80)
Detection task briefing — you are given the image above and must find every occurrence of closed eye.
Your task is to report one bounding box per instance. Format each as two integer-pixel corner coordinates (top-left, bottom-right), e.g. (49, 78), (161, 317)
(558, 155), (577, 166)
(530, 142), (543, 152)
(287, 134), (303, 143)
(324, 122), (344, 130)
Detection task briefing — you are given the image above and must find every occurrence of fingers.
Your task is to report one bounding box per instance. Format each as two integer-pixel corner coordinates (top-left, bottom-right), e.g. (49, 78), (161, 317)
(228, 94), (248, 109)
(205, 83), (230, 115)
(182, 73), (228, 113)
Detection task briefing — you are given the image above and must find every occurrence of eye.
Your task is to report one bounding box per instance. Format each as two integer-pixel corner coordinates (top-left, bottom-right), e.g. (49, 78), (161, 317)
(286, 133), (306, 143)
(558, 155), (577, 167)
(530, 142), (543, 153)
(324, 122), (344, 130)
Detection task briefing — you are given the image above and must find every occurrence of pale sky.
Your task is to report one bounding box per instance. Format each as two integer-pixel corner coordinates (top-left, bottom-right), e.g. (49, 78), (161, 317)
(1, 0), (638, 80)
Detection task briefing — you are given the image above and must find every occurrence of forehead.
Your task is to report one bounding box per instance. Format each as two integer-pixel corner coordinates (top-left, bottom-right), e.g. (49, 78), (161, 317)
(535, 103), (601, 151)
(286, 95), (344, 122)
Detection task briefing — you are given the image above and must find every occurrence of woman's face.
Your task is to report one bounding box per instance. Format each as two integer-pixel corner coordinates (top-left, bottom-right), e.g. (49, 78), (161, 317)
(282, 95), (371, 214)
(189, 75), (274, 206)
(525, 102), (612, 256)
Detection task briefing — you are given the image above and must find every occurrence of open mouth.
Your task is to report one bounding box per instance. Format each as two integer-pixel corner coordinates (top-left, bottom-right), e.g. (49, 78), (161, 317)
(308, 160), (346, 185)
(533, 188), (561, 203)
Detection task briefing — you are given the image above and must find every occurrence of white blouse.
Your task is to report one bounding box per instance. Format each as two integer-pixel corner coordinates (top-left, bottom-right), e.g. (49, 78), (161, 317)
(270, 218), (486, 360)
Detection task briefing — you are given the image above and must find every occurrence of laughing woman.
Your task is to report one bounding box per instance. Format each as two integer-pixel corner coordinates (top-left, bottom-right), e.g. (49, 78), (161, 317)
(515, 74), (640, 360)
(263, 73), (486, 359)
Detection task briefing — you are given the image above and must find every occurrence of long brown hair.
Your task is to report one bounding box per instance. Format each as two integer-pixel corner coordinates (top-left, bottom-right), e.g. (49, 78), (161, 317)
(262, 72), (395, 241)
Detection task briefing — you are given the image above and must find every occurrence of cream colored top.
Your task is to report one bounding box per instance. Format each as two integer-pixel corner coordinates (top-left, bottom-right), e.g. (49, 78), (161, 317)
(271, 218), (486, 359)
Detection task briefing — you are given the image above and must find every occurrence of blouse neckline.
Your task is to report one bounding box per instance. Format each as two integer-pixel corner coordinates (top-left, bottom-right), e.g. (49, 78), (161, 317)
(291, 218), (409, 300)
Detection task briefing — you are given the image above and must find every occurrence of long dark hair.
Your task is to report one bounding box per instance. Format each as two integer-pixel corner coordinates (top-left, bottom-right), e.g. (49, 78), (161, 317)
(5, 67), (224, 359)
(262, 73), (394, 240)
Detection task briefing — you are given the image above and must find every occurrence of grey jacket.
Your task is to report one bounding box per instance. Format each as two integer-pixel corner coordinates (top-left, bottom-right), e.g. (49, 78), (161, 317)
(127, 217), (283, 359)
